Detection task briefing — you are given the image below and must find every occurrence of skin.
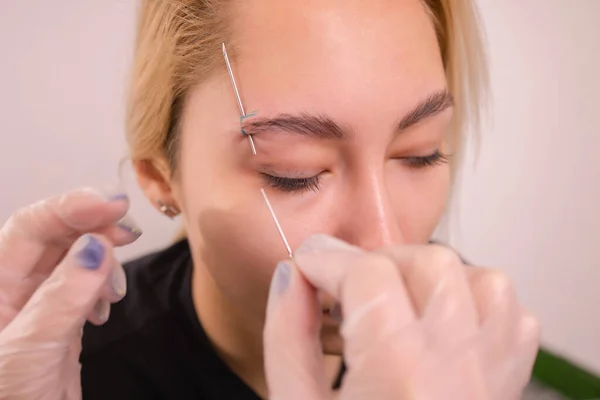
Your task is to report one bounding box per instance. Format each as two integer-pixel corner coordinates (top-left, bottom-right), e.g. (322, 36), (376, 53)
(137, 0), (452, 396)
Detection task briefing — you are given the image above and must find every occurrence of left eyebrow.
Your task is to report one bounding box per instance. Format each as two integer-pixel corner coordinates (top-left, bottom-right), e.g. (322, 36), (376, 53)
(240, 89), (454, 139)
(396, 90), (454, 131)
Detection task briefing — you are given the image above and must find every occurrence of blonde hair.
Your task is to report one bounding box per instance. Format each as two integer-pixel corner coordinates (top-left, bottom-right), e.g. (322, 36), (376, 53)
(126, 0), (488, 239)
(127, 0), (229, 173)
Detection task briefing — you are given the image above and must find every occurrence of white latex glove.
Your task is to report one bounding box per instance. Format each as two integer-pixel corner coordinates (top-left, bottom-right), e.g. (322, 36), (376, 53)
(264, 235), (540, 400)
(0, 188), (142, 400)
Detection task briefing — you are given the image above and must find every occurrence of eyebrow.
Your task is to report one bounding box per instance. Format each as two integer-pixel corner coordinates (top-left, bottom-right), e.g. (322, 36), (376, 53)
(396, 90), (454, 131)
(242, 112), (347, 140)
(241, 89), (454, 140)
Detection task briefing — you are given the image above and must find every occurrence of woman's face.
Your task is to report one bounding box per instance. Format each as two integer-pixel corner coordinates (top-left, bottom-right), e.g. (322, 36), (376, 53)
(173, 0), (451, 352)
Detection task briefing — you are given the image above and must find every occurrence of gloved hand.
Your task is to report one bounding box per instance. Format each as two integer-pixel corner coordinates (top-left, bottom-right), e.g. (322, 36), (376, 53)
(264, 235), (540, 400)
(0, 188), (142, 400)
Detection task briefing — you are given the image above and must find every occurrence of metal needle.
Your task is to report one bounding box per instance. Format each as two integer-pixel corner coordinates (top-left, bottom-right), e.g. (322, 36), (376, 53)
(222, 42), (292, 258)
(222, 42), (257, 155)
(260, 189), (294, 259)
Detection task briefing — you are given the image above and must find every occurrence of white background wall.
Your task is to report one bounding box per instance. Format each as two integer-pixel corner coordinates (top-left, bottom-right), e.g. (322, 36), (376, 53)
(451, 1), (600, 374)
(0, 1), (180, 260)
(1, 0), (598, 373)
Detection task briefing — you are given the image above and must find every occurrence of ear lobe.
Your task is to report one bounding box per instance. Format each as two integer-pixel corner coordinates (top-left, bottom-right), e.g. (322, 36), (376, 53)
(133, 159), (178, 211)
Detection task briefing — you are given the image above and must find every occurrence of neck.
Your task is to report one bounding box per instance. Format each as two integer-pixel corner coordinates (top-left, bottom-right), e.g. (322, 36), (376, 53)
(191, 262), (269, 395)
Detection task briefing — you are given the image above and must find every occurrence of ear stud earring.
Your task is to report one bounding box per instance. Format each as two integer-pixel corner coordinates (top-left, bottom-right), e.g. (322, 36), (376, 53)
(157, 200), (180, 218)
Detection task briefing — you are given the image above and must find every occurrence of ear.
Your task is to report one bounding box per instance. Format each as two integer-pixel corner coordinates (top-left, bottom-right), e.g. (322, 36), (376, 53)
(133, 158), (181, 217)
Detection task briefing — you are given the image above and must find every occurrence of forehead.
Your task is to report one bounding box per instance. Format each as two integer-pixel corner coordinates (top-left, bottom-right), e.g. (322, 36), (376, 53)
(228, 0), (446, 120)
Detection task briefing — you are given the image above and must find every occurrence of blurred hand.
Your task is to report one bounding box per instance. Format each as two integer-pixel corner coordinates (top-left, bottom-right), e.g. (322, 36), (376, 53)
(0, 188), (142, 400)
(264, 234), (540, 400)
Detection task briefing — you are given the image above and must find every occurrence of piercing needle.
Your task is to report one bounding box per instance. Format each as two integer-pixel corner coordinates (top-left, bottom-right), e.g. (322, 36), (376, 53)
(260, 189), (294, 259)
(222, 42), (291, 258)
(222, 42), (257, 155)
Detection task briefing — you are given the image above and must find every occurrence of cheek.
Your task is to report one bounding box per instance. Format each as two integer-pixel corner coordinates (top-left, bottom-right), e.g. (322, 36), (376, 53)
(390, 165), (452, 243)
(194, 203), (281, 315)
(182, 155), (449, 317)
(191, 193), (329, 316)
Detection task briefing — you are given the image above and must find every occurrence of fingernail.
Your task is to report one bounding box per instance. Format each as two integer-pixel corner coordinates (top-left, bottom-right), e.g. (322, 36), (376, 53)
(111, 264), (127, 298)
(107, 193), (128, 202)
(101, 185), (128, 202)
(270, 261), (292, 296)
(94, 300), (110, 323)
(116, 214), (143, 237)
(295, 234), (362, 255)
(82, 187), (128, 202)
(76, 235), (105, 270)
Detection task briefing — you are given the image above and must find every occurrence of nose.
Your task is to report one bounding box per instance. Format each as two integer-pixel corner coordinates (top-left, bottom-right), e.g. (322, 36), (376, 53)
(333, 173), (403, 251)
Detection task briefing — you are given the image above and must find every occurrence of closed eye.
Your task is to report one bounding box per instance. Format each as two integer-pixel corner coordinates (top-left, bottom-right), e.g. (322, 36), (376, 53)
(260, 151), (448, 194)
(401, 150), (450, 168)
(260, 173), (321, 193)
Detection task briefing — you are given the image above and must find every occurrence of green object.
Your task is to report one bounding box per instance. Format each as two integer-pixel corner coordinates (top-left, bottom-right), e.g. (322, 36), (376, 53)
(532, 348), (600, 399)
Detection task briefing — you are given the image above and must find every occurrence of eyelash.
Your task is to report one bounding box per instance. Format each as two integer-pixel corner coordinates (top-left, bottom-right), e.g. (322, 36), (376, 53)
(261, 150), (450, 193)
(402, 150), (450, 168)
(261, 174), (322, 193)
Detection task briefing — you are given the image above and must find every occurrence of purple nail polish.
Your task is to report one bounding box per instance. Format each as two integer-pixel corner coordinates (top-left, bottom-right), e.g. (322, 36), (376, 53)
(272, 261), (292, 295)
(107, 193), (128, 202)
(76, 235), (105, 270)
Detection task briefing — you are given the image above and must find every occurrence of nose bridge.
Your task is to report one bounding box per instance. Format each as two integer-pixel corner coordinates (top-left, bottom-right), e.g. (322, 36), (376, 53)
(335, 169), (402, 251)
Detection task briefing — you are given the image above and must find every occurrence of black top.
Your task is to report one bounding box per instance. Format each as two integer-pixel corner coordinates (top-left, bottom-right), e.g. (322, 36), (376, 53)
(80, 239), (345, 399)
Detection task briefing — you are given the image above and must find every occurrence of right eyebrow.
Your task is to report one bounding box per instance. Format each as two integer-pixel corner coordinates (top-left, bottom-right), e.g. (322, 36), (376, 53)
(241, 113), (350, 140)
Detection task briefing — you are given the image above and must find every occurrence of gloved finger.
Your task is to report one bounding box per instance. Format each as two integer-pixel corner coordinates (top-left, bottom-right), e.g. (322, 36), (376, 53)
(66, 337), (83, 400)
(86, 261), (127, 325)
(87, 299), (111, 326)
(0, 187), (137, 281)
(483, 308), (540, 400)
(0, 230), (132, 331)
(465, 267), (520, 365)
(94, 216), (143, 247)
(293, 235), (418, 366)
(379, 245), (479, 348)
(0, 234), (118, 345)
(101, 261), (127, 304)
(264, 261), (330, 400)
(510, 309), (541, 393)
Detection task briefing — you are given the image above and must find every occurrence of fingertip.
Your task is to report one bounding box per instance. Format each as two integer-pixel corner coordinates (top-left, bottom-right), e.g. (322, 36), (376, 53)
(68, 233), (116, 282)
(270, 261), (293, 297)
(95, 213), (143, 247)
(7, 234), (119, 344)
(86, 299), (111, 326)
(77, 186), (129, 203)
(263, 260), (329, 399)
(519, 310), (541, 344)
(295, 234), (362, 256)
(265, 259), (314, 325)
(116, 214), (143, 238)
(64, 234), (117, 321)
(100, 261), (127, 303)
(57, 187), (128, 209)
(265, 260), (295, 321)
(74, 235), (107, 270)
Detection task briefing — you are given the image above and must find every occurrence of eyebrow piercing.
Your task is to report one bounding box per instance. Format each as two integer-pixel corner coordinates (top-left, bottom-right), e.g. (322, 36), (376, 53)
(240, 111), (258, 136)
(222, 42), (293, 259)
(222, 42), (257, 155)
